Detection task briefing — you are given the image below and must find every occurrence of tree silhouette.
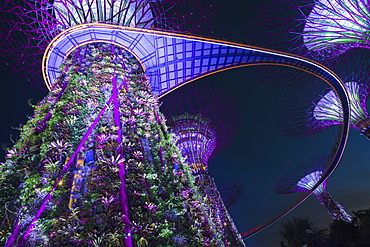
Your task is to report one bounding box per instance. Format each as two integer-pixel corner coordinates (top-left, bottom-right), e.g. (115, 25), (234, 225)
(328, 220), (361, 247)
(353, 208), (370, 246)
(279, 216), (328, 247)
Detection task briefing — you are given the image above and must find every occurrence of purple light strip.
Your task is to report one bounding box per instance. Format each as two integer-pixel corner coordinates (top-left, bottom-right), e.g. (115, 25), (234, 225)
(6, 79), (127, 247)
(112, 75), (132, 246)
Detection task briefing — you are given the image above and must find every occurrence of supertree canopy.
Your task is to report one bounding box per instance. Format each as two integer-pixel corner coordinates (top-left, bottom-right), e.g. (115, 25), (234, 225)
(0, 0), (215, 88)
(274, 155), (353, 222)
(279, 0), (370, 59)
(313, 81), (370, 137)
(302, 0), (370, 58)
(171, 113), (217, 173)
(277, 49), (370, 139)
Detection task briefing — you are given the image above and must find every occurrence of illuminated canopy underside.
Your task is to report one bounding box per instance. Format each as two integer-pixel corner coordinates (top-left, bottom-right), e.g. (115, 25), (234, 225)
(43, 23), (350, 98)
(297, 171), (326, 195)
(172, 114), (216, 172)
(303, 0), (370, 54)
(314, 81), (368, 127)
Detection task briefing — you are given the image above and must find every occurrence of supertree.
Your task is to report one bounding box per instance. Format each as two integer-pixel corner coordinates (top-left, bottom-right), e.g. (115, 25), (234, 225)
(274, 155), (353, 222)
(277, 0), (370, 60)
(252, 0), (370, 61)
(277, 49), (370, 139)
(160, 84), (243, 245)
(2, 41), (234, 247)
(170, 114), (244, 246)
(160, 84), (240, 156)
(0, 1), (244, 246)
(170, 113), (217, 173)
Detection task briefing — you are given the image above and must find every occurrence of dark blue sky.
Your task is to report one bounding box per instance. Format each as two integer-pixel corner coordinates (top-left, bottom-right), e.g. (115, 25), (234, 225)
(1, 0), (370, 246)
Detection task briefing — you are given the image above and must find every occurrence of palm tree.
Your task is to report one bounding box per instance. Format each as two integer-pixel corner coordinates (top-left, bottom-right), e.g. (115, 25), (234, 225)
(327, 219), (361, 247)
(279, 216), (328, 247)
(353, 208), (370, 246)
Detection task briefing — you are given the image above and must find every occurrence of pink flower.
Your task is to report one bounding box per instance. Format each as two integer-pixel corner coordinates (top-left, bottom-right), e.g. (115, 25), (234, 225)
(101, 195), (115, 208)
(6, 149), (17, 159)
(144, 202), (158, 213)
(96, 133), (109, 143)
(181, 189), (191, 199)
(133, 151), (143, 159)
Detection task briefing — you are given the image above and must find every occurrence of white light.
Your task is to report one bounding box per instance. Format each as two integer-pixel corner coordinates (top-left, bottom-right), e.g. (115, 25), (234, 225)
(303, 0), (370, 52)
(314, 81), (367, 125)
(297, 171), (325, 195)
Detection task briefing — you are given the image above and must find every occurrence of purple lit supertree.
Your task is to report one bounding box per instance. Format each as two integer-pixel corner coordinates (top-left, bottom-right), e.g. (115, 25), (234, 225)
(170, 113), (217, 174)
(170, 114), (244, 246)
(0, 0), (215, 88)
(272, 0), (370, 60)
(274, 155), (353, 222)
(160, 84), (244, 246)
(0, 1), (249, 246)
(277, 49), (370, 139)
(160, 84), (240, 157)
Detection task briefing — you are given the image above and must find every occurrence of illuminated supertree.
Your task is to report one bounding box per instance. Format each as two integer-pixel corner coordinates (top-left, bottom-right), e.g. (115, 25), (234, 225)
(160, 84), (243, 246)
(273, 0), (370, 59)
(170, 113), (217, 173)
(2, 41), (231, 247)
(169, 113), (244, 246)
(160, 84), (240, 156)
(277, 49), (370, 139)
(274, 155), (353, 222)
(0, 1), (246, 246)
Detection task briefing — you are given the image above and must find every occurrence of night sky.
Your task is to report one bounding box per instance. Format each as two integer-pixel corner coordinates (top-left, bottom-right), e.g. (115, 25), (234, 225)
(1, 0), (370, 246)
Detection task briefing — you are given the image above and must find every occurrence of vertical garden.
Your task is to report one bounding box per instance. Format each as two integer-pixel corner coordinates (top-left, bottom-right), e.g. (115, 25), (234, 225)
(0, 43), (232, 246)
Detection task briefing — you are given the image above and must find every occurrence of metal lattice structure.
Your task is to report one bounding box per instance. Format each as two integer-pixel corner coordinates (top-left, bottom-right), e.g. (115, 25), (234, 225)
(275, 155), (353, 222)
(41, 23), (355, 98)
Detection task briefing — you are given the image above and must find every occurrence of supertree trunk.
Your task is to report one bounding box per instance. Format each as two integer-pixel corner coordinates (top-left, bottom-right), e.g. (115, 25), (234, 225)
(316, 191), (353, 222)
(1, 43), (226, 246)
